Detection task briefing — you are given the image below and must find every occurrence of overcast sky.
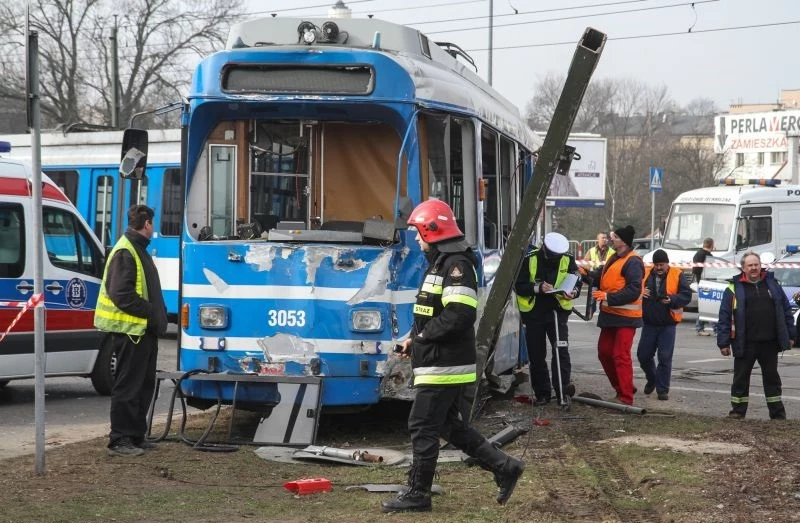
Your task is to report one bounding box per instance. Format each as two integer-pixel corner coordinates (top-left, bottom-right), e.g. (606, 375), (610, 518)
(246, 0), (800, 114)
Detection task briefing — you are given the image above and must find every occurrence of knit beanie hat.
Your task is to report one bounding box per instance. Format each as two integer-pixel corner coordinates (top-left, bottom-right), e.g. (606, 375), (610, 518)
(613, 225), (635, 247)
(652, 249), (669, 263)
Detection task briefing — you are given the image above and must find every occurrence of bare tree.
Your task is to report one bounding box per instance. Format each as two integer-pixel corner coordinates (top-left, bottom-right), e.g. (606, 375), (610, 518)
(0, 0), (245, 130)
(528, 75), (719, 243)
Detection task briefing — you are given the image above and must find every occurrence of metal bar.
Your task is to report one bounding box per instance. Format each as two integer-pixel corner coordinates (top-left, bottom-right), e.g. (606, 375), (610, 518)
(571, 396), (647, 415)
(470, 27), (607, 420)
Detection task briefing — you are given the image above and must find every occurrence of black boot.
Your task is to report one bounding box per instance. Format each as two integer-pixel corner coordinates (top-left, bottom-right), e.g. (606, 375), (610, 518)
(473, 440), (525, 505)
(381, 461), (435, 513)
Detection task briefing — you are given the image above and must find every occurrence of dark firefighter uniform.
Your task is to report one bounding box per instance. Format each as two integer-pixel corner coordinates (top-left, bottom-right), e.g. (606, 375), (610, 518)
(382, 199), (523, 513)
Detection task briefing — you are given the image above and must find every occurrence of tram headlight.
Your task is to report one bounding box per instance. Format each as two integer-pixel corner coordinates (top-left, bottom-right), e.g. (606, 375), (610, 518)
(350, 310), (382, 332)
(199, 305), (228, 329)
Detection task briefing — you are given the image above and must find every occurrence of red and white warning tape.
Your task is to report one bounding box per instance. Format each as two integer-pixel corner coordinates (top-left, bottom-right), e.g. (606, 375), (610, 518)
(578, 260), (800, 269)
(0, 293), (45, 344)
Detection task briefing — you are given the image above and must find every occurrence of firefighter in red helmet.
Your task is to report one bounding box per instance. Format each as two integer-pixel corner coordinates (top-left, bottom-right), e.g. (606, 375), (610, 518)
(382, 199), (525, 513)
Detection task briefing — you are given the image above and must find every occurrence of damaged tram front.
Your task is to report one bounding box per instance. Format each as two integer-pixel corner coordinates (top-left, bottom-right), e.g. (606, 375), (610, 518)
(140, 17), (536, 410)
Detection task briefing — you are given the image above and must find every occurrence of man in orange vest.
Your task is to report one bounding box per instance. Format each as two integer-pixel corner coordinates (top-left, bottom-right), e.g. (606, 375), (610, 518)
(582, 225), (644, 405)
(637, 249), (691, 401)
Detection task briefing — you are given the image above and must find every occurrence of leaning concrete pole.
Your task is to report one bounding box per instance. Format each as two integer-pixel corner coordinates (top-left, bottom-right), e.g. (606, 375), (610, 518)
(471, 27), (607, 420)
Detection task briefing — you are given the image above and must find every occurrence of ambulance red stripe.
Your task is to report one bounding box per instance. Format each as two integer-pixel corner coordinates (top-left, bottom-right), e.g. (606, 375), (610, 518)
(0, 177), (70, 203)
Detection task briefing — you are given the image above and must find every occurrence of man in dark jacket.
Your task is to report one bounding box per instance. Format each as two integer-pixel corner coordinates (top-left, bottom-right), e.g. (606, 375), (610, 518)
(581, 225), (644, 406)
(637, 249), (692, 401)
(717, 251), (796, 420)
(693, 237), (715, 335)
(95, 205), (168, 456)
(382, 199), (524, 513)
(515, 232), (581, 405)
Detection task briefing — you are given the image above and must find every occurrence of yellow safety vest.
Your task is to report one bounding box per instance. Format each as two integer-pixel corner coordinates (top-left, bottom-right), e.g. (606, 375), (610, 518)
(94, 236), (149, 339)
(516, 252), (573, 312)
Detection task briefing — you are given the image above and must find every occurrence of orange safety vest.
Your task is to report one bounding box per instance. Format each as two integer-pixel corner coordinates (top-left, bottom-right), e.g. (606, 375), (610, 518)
(643, 266), (684, 323)
(599, 250), (643, 318)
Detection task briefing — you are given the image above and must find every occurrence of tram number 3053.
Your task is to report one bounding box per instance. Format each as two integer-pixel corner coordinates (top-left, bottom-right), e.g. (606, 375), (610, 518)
(267, 309), (307, 327)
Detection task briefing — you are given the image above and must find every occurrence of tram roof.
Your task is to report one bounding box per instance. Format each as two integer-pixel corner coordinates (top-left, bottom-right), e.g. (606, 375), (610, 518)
(4, 129), (181, 166)
(225, 17), (536, 148)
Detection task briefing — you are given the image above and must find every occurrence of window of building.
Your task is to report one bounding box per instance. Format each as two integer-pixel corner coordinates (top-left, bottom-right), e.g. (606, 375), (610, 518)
(735, 153), (744, 167)
(757, 152), (764, 166)
(770, 151), (787, 164)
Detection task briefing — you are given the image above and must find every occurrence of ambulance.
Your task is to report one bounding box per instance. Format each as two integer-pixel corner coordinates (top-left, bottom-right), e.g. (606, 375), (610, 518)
(0, 141), (112, 394)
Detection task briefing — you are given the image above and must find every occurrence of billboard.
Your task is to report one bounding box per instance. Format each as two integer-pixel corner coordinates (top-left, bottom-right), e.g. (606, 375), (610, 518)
(714, 110), (800, 153)
(538, 133), (607, 208)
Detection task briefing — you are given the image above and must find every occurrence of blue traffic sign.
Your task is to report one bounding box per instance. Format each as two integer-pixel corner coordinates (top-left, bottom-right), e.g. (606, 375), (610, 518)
(649, 167), (663, 192)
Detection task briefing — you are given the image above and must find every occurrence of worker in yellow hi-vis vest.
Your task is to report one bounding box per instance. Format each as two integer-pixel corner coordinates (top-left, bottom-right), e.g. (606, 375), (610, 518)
(515, 232), (582, 406)
(94, 205), (167, 457)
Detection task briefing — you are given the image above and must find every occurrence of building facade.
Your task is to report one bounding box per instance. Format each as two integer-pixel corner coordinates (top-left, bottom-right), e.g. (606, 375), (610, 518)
(714, 89), (800, 183)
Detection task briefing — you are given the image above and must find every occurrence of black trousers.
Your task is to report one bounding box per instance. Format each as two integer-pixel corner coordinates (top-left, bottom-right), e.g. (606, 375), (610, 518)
(108, 332), (159, 446)
(408, 386), (486, 464)
(730, 340), (785, 419)
(523, 310), (571, 401)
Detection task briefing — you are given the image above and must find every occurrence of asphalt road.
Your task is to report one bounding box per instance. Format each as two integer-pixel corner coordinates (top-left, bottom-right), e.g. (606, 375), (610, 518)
(1, 314), (798, 460)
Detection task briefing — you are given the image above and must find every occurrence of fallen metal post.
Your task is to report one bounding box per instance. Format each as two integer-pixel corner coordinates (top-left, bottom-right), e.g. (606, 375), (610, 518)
(571, 396), (647, 415)
(470, 26), (607, 421)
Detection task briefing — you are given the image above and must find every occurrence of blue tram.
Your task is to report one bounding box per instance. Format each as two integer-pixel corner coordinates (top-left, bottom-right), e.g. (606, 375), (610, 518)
(152, 16), (538, 409)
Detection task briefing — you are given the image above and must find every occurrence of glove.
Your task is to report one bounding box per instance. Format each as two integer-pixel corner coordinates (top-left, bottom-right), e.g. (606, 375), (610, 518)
(592, 290), (607, 302)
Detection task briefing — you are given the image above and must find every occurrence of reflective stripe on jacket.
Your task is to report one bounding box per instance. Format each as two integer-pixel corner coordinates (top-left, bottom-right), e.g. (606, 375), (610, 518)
(411, 251), (478, 386)
(643, 266), (684, 323)
(599, 250), (642, 318)
(94, 236), (149, 337)
(516, 252), (573, 312)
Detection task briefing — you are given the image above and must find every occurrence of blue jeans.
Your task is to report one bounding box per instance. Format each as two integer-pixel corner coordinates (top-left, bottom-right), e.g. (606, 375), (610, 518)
(637, 324), (677, 394)
(695, 316), (706, 333)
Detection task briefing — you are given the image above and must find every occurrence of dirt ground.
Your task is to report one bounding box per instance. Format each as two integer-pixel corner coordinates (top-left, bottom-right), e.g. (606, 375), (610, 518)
(2, 394), (799, 523)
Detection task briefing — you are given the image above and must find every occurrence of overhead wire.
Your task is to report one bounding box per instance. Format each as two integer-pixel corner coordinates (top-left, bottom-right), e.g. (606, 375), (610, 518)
(425, 0), (718, 35)
(404, 0), (648, 26)
(464, 18), (800, 51)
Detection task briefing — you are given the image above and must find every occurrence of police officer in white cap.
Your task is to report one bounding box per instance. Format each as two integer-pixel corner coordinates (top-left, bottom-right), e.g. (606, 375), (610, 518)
(515, 232), (582, 405)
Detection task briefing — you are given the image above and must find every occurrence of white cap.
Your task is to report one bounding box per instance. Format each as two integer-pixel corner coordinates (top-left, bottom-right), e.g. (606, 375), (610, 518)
(543, 232), (569, 255)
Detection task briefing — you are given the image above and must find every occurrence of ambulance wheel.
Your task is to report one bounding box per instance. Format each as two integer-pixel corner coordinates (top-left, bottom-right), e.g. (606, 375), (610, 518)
(0, 380), (8, 389)
(91, 343), (116, 395)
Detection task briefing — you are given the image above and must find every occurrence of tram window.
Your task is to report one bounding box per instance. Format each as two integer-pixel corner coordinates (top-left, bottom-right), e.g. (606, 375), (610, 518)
(500, 138), (514, 241)
(161, 168), (182, 236)
(250, 122), (309, 226)
(482, 129), (499, 249)
(44, 169), (79, 205)
(43, 207), (103, 278)
(94, 176), (113, 247)
(0, 205), (24, 278)
(209, 145), (236, 237)
(421, 113), (476, 244)
(128, 175), (148, 208)
(424, 115), (468, 214)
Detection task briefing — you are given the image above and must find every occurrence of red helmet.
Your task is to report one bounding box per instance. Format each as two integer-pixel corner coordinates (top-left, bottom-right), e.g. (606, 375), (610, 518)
(407, 199), (463, 244)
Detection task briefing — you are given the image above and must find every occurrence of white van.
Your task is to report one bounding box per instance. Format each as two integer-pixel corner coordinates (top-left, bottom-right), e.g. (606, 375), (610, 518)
(0, 141), (113, 394)
(644, 179), (800, 310)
